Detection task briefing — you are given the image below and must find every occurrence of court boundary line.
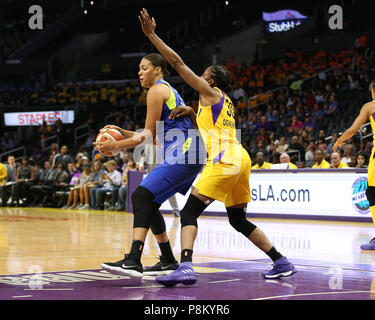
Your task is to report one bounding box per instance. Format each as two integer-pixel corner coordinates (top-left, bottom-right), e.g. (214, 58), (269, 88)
(2, 258), (375, 277)
(252, 290), (375, 300)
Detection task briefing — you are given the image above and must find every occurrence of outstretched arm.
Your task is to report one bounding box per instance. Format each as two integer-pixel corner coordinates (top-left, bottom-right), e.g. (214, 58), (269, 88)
(334, 88), (375, 152)
(94, 85), (165, 153)
(103, 125), (135, 139)
(333, 103), (370, 152)
(169, 106), (198, 129)
(139, 8), (214, 98)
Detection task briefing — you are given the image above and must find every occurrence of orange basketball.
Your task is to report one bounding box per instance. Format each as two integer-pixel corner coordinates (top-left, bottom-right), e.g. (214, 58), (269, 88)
(96, 128), (123, 157)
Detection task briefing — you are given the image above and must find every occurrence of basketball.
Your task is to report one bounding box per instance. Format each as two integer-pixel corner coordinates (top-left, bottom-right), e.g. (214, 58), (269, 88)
(95, 128), (123, 157)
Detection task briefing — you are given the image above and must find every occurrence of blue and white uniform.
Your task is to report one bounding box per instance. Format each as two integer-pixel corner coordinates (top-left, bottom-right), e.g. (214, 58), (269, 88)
(139, 79), (205, 204)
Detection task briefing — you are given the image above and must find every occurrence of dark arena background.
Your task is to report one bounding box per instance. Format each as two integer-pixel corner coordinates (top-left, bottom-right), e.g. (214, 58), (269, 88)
(1, 0), (375, 312)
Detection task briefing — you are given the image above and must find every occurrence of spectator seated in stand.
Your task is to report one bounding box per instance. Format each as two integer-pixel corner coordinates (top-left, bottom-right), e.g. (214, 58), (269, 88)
(275, 137), (289, 154)
(31, 163), (61, 206)
(62, 166), (92, 210)
(89, 160), (121, 210)
(116, 160), (137, 211)
(0, 161), (7, 206)
(29, 161), (52, 205)
(0, 155), (18, 207)
(79, 160), (105, 210)
(47, 163), (70, 206)
(312, 149), (330, 169)
(13, 156), (34, 206)
(304, 140), (317, 167)
(356, 151), (368, 168)
(52, 145), (74, 169)
(288, 115), (303, 135)
(286, 136), (305, 163)
(330, 152), (349, 169)
(279, 153), (298, 169)
(341, 144), (357, 167)
(302, 112), (317, 135)
(252, 152), (272, 170)
(251, 140), (270, 161)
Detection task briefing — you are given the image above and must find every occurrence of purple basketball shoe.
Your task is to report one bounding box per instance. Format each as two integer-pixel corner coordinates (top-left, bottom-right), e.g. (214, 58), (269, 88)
(156, 262), (196, 287)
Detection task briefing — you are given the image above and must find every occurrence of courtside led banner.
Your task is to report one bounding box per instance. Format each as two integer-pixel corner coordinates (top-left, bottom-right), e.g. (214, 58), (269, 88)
(4, 110), (75, 126)
(158, 171), (372, 221)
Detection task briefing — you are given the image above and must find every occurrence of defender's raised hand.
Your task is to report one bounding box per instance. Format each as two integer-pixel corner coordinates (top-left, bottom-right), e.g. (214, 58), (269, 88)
(139, 8), (156, 37)
(169, 106), (193, 120)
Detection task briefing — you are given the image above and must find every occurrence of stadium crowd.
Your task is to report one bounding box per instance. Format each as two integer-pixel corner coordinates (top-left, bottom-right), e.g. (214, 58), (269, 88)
(0, 9), (61, 62)
(1, 44), (375, 209)
(0, 147), (137, 209)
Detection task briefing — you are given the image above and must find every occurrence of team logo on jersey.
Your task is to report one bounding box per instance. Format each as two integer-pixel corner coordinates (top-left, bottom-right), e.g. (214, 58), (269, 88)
(351, 177), (370, 214)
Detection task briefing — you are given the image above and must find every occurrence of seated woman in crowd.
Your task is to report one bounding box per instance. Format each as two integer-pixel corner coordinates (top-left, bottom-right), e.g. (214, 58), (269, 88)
(356, 151), (368, 168)
(80, 160), (105, 210)
(116, 159), (137, 211)
(341, 144), (357, 167)
(13, 156), (34, 206)
(89, 160), (121, 210)
(62, 165), (91, 209)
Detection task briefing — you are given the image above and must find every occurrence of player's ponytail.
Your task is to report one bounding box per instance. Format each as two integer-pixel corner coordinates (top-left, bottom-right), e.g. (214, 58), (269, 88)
(209, 65), (233, 93)
(143, 53), (171, 77)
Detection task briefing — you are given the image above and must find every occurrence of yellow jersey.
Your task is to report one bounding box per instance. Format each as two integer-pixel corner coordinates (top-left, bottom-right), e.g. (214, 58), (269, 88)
(196, 87), (241, 164)
(194, 87), (251, 206)
(252, 162), (272, 169)
(334, 162), (349, 169)
(312, 159), (330, 169)
(369, 100), (375, 146)
(288, 162), (298, 169)
(368, 102), (375, 186)
(0, 163), (7, 184)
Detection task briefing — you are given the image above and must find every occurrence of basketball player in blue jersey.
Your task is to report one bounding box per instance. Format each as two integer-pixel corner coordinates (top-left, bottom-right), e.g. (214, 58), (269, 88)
(138, 8), (296, 286)
(94, 53), (204, 278)
(334, 87), (375, 250)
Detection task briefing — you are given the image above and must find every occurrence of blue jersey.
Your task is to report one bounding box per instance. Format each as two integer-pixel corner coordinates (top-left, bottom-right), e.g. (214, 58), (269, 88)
(155, 79), (205, 165)
(139, 79), (205, 204)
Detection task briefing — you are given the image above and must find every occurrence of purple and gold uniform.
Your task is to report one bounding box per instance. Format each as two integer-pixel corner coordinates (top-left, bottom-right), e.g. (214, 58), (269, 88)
(194, 87), (251, 207)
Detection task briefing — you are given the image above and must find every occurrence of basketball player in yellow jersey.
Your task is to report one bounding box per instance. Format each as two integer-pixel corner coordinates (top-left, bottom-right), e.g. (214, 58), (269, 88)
(334, 87), (375, 250)
(139, 8), (296, 285)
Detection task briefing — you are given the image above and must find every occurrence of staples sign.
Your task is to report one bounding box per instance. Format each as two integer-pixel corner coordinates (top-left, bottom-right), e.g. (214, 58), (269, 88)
(4, 110), (74, 126)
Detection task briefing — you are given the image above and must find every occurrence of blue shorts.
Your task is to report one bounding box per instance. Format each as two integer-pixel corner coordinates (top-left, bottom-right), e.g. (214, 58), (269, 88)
(140, 163), (203, 205)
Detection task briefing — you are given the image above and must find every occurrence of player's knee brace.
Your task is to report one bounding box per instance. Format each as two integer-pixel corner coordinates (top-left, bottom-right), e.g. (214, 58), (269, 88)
(227, 207), (257, 237)
(150, 202), (167, 236)
(131, 186), (154, 229)
(366, 186), (375, 207)
(180, 194), (207, 228)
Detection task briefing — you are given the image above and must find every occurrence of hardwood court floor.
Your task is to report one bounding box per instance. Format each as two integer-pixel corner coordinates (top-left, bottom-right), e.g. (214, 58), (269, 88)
(1, 207), (375, 300)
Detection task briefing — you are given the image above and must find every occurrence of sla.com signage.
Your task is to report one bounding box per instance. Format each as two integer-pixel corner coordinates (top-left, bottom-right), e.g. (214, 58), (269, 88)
(4, 110), (75, 126)
(159, 171), (371, 221)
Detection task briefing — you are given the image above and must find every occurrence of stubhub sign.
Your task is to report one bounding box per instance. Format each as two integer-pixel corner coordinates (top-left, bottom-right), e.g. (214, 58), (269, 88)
(262, 9), (308, 33)
(265, 19), (305, 33)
